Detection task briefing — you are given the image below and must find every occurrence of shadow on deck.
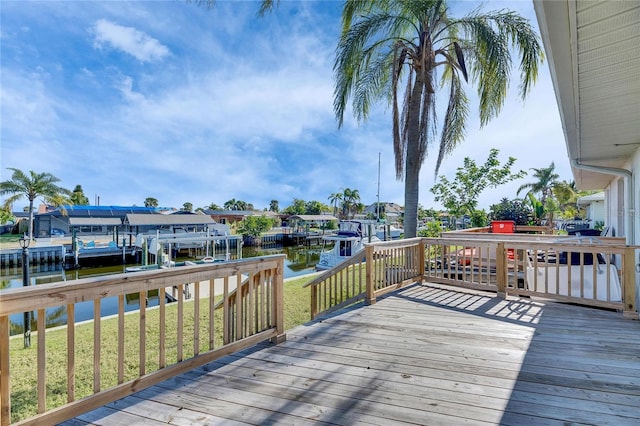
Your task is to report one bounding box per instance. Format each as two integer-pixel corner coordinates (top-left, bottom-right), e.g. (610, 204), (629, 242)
(64, 283), (640, 425)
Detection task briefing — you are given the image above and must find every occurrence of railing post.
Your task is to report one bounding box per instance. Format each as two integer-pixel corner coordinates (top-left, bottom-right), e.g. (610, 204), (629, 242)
(310, 284), (318, 320)
(622, 247), (638, 319)
(496, 242), (507, 298)
(365, 245), (375, 305)
(271, 257), (287, 343)
(419, 238), (426, 283)
(1, 315), (10, 426)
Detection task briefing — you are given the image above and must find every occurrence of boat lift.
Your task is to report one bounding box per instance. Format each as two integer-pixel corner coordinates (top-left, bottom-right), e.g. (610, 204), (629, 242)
(134, 231), (243, 267)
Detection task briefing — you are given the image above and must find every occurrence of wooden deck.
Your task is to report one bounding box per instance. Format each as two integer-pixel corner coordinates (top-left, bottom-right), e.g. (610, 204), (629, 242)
(63, 283), (640, 425)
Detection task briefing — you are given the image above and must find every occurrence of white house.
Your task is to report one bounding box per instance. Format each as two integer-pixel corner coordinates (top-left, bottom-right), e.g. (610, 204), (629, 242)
(534, 0), (639, 308)
(576, 192), (605, 227)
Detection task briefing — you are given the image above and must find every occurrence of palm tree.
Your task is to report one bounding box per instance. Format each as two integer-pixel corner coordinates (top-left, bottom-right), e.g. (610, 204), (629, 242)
(144, 197), (159, 208)
(553, 180), (598, 220)
(344, 188), (360, 219)
(340, 188), (360, 219)
(334, 1), (543, 237)
(328, 192), (343, 217)
(517, 163), (560, 225)
(224, 199), (237, 210)
(0, 168), (71, 241)
(70, 184), (90, 205)
(517, 163), (559, 208)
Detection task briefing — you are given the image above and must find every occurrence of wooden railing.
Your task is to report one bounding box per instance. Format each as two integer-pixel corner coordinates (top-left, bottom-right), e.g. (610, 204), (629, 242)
(304, 238), (424, 319)
(366, 238), (424, 302)
(423, 235), (637, 317)
(307, 235), (638, 320)
(0, 255), (285, 425)
(303, 249), (367, 319)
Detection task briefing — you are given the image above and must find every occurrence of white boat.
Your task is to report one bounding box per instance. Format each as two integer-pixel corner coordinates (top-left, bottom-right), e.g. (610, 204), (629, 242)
(376, 225), (402, 240)
(130, 230), (241, 272)
(315, 221), (381, 271)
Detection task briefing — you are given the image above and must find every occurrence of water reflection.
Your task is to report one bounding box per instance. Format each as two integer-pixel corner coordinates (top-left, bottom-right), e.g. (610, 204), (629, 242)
(1, 245), (320, 335)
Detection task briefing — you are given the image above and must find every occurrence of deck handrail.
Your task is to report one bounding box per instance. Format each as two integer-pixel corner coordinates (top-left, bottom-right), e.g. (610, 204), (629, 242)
(303, 248), (368, 319)
(0, 255), (285, 425)
(422, 236), (637, 317)
(304, 238), (424, 318)
(306, 235), (638, 320)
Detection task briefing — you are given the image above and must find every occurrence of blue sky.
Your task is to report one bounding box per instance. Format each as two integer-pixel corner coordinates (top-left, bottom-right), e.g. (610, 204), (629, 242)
(1, 1), (570, 213)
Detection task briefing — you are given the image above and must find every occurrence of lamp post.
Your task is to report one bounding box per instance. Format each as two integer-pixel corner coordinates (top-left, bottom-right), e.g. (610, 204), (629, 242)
(19, 234), (31, 348)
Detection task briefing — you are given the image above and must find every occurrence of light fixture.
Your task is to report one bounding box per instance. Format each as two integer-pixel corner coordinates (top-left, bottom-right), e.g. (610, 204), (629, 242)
(18, 233), (30, 249)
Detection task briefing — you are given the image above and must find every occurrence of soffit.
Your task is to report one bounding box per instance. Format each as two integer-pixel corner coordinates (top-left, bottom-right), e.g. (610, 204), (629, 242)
(534, 0), (640, 189)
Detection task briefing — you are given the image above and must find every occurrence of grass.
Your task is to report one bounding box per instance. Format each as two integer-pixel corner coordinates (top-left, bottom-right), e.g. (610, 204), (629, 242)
(0, 234), (21, 243)
(8, 275), (315, 423)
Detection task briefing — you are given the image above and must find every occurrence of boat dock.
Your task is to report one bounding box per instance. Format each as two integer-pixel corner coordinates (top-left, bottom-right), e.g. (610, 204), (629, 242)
(0, 245), (66, 268)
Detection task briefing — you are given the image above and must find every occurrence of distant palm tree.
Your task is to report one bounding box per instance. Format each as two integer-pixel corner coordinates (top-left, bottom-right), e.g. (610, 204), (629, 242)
(344, 188), (360, 219)
(341, 188), (360, 219)
(334, 1), (543, 237)
(517, 163), (560, 225)
(0, 168), (71, 241)
(70, 184), (90, 205)
(328, 192), (343, 217)
(144, 197), (159, 208)
(517, 163), (560, 208)
(553, 180), (579, 218)
(224, 199), (237, 210)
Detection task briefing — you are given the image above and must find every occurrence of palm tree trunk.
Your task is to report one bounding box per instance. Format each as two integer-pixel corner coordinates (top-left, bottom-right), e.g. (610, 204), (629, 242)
(28, 198), (35, 242)
(403, 77), (425, 238)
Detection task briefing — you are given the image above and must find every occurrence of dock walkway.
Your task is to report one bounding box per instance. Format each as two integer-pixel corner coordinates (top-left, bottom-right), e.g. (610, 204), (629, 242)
(64, 283), (640, 425)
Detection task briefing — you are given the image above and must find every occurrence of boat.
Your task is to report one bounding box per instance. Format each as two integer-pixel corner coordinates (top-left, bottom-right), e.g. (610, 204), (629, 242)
(127, 230), (242, 272)
(376, 224), (402, 240)
(315, 220), (381, 271)
(124, 256), (222, 273)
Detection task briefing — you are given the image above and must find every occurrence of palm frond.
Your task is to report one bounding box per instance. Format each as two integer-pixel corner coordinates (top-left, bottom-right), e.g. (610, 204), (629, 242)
(256, 0), (279, 17)
(453, 42), (468, 82)
(334, 13), (392, 126)
(435, 72), (468, 176)
(453, 10), (543, 126)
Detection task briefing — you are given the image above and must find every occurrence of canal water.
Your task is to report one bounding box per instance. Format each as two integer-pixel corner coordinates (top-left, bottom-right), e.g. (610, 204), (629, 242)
(1, 245), (322, 335)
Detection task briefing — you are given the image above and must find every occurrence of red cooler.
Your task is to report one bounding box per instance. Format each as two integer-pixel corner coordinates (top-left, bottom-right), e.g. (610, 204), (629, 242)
(490, 220), (515, 233)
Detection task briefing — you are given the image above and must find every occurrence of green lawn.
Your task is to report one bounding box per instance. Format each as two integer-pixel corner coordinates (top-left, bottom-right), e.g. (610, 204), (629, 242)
(0, 233), (21, 244)
(8, 275), (316, 423)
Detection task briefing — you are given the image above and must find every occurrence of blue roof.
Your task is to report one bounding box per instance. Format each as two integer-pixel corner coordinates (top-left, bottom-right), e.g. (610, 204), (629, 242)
(39, 205), (174, 218)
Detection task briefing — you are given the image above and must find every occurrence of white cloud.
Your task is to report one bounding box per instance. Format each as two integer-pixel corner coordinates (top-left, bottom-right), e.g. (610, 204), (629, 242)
(116, 75), (146, 103)
(92, 19), (170, 62)
(1, 1), (571, 213)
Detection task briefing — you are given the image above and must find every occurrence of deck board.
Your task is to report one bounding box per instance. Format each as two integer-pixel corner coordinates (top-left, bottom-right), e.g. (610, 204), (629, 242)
(63, 283), (640, 425)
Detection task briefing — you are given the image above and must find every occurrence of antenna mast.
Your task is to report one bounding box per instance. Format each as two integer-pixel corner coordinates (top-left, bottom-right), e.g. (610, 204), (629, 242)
(376, 152), (381, 222)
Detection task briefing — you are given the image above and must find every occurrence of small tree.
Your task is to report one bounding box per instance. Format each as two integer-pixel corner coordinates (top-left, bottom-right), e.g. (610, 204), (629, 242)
(236, 215), (275, 238)
(470, 210), (488, 228)
(269, 200), (279, 213)
(182, 202), (193, 212)
(489, 198), (532, 225)
(417, 221), (443, 238)
(70, 185), (90, 205)
(430, 149), (526, 227)
(305, 200), (324, 215)
(0, 206), (15, 225)
(283, 199), (306, 215)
